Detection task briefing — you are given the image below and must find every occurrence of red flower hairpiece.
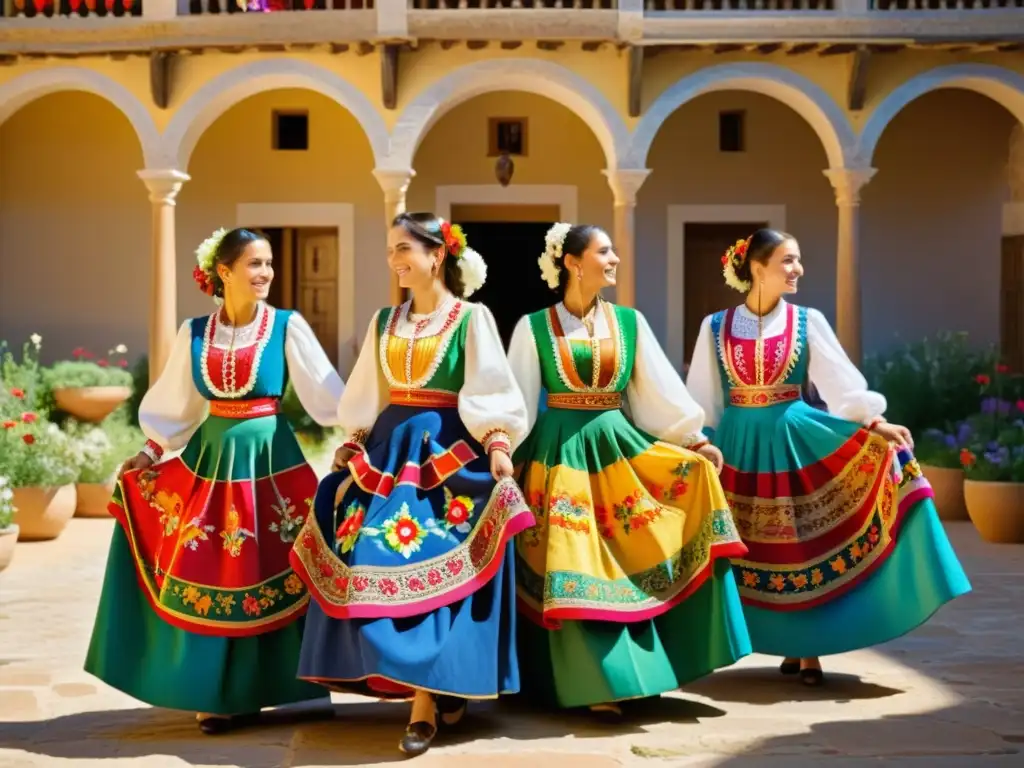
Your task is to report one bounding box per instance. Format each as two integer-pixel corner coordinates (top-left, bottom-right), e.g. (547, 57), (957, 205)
(192, 265), (216, 297)
(440, 220), (467, 259)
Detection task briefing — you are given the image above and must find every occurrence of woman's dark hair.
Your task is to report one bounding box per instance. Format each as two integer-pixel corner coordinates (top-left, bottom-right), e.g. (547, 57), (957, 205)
(552, 224), (604, 298)
(734, 227), (795, 286)
(213, 228), (268, 297)
(391, 212), (466, 298)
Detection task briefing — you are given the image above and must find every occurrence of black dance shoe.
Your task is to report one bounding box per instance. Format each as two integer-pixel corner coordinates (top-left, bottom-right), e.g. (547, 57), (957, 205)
(399, 721), (437, 757)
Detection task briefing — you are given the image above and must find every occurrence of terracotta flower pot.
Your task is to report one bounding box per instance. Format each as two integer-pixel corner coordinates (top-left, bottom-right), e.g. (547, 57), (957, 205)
(11, 485), (77, 541)
(964, 479), (1024, 544)
(0, 524), (18, 572)
(75, 480), (116, 518)
(53, 386), (131, 424)
(921, 464), (969, 521)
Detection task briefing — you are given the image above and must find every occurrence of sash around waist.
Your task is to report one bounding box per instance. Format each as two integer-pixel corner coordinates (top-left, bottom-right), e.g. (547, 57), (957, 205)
(208, 397), (281, 419)
(389, 388), (460, 408)
(546, 392), (622, 411)
(728, 384), (801, 408)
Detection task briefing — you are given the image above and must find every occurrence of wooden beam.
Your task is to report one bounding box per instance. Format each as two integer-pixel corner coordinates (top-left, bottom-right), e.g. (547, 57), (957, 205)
(713, 44), (744, 54)
(466, 40), (489, 50)
(582, 41), (602, 52)
(628, 45), (643, 119)
(330, 43), (350, 54)
(536, 41), (564, 51)
(356, 42), (374, 56)
(756, 43), (782, 55)
(847, 46), (870, 112)
(500, 41), (523, 50)
(820, 43), (858, 56)
(381, 44), (399, 111)
(786, 43), (819, 55)
(149, 51), (172, 110)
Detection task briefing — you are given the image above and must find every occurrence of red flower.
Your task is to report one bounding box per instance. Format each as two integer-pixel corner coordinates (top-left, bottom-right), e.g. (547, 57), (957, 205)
(352, 576), (370, 592)
(1017, 400), (1024, 413)
(377, 578), (399, 597)
(333, 576), (350, 592)
(22, 434), (34, 445)
(301, 533), (315, 549)
(98, 359), (109, 368)
(9, 388), (24, 399)
(407, 577), (426, 592)
(395, 518), (421, 545)
(20, 412), (37, 424)
(960, 448), (976, 468)
(242, 595), (262, 616)
(445, 498), (471, 526)
(446, 558), (464, 576)
(72, 347), (85, 359)
(118, 360), (129, 368)
(318, 562), (334, 578)
(427, 568), (443, 586)
(976, 374), (991, 386)
(336, 507), (365, 540)
(997, 364), (1010, 374)
(2, 421), (15, 429)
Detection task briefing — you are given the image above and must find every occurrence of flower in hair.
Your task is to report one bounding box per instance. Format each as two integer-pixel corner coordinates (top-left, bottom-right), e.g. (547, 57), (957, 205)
(539, 222), (572, 290)
(458, 248), (487, 298)
(722, 237), (752, 293)
(194, 227), (229, 299)
(440, 221), (467, 259)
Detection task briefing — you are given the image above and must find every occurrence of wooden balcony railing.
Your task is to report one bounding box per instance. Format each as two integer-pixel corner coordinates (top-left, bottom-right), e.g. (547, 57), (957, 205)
(1, 0), (141, 16)
(187, 0), (370, 11)
(872, 0), (1023, 8)
(644, 1), (834, 8)
(407, 1), (615, 7)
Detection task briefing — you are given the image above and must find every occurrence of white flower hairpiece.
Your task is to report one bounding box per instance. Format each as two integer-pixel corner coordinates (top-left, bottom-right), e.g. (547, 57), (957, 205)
(458, 247), (487, 298)
(539, 222), (573, 290)
(722, 237), (753, 293)
(193, 227), (230, 304)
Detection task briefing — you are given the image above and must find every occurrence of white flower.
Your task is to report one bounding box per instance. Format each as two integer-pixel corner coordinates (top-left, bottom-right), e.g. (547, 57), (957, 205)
(538, 222), (572, 290)
(29, 333), (41, 348)
(1, 488), (11, 502)
(115, 344), (127, 355)
(457, 248), (487, 298)
(195, 228), (229, 271)
(0, 476), (7, 488)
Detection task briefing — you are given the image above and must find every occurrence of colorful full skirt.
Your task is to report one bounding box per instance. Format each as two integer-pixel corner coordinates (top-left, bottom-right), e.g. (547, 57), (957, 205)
(84, 413), (324, 713)
(713, 400), (971, 658)
(514, 407), (751, 708)
(291, 403), (534, 699)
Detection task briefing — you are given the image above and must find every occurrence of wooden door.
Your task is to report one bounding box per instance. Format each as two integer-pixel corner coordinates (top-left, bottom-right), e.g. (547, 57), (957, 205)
(297, 228), (339, 368)
(683, 221), (766, 364)
(1001, 235), (1024, 372)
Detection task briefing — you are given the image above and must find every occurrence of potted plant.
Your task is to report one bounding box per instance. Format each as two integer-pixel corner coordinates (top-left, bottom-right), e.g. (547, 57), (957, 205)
(0, 476), (17, 572)
(65, 416), (142, 517)
(959, 367), (1024, 543)
(47, 345), (133, 424)
(918, 423), (972, 521)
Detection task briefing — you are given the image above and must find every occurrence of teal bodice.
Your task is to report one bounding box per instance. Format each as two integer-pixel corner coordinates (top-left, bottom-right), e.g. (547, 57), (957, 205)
(189, 305), (292, 401)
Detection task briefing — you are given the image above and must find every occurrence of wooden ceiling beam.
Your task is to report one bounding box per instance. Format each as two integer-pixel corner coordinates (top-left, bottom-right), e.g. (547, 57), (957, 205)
(628, 44), (643, 119)
(381, 43), (399, 111)
(847, 45), (870, 112)
(149, 50), (173, 110)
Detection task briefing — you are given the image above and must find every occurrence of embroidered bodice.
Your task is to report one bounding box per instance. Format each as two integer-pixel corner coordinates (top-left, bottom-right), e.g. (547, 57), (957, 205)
(712, 303), (808, 391)
(335, 299), (529, 453)
(686, 300), (887, 430)
(531, 302), (635, 396)
(508, 302), (707, 448)
(190, 303), (287, 400)
(137, 304), (344, 453)
(377, 298), (470, 394)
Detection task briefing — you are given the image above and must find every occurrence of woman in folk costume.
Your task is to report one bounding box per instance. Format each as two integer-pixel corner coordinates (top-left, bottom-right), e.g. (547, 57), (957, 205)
(686, 228), (971, 685)
(85, 228), (345, 732)
(507, 223), (751, 717)
(290, 213), (534, 757)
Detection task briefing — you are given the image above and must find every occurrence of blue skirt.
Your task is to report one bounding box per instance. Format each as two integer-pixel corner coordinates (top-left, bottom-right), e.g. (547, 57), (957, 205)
(291, 403), (532, 699)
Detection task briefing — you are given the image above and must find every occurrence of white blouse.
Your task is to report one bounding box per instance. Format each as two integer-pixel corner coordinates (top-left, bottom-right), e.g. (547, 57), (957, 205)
(140, 308), (345, 452)
(336, 299), (529, 452)
(507, 302), (707, 448)
(686, 299), (887, 430)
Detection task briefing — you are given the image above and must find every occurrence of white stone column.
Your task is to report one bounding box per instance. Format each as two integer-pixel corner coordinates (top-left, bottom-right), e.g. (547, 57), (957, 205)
(138, 169), (189, 384)
(373, 168), (415, 307)
(602, 168), (651, 308)
(823, 166), (876, 365)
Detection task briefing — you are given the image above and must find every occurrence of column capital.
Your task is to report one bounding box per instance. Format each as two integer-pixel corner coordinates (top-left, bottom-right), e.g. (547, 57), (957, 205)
(602, 168), (652, 207)
(373, 167), (415, 202)
(138, 169), (190, 205)
(823, 166), (876, 206)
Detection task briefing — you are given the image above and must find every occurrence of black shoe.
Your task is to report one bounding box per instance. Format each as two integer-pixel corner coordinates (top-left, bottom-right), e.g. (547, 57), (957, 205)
(399, 721), (437, 757)
(800, 667), (825, 686)
(435, 695), (467, 727)
(779, 659), (800, 676)
(197, 712), (259, 735)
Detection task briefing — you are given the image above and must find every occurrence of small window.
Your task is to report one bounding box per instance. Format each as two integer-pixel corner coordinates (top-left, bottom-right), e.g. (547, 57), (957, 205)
(273, 111), (309, 151)
(719, 111), (745, 153)
(488, 118), (527, 157)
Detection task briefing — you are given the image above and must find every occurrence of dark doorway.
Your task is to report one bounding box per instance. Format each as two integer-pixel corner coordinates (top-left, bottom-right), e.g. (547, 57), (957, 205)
(454, 207), (560, 348)
(683, 221), (766, 365)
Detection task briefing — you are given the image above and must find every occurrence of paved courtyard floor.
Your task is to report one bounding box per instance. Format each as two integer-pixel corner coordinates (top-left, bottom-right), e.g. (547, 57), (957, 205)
(0, 517), (1022, 768)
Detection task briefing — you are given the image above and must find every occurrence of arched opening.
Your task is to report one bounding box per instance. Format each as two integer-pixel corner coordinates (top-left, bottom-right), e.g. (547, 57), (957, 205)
(182, 87), (379, 373)
(0, 91), (148, 360)
(405, 90), (611, 346)
(862, 89), (1018, 361)
(642, 90), (834, 371)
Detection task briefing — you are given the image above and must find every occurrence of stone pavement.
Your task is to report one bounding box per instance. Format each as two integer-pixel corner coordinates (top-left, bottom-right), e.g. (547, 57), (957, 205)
(1, 518), (1022, 768)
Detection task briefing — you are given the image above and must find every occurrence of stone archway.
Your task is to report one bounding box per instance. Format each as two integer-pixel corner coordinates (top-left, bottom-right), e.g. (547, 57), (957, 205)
(0, 67), (160, 166)
(629, 62), (857, 170)
(162, 57), (390, 171)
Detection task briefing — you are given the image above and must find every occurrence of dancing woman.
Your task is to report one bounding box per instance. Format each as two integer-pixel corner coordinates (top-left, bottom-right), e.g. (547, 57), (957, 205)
(507, 223), (751, 716)
(85, 228), (345, 732)
(290, 213), (534, 756)
(686, 228), (971, 685)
